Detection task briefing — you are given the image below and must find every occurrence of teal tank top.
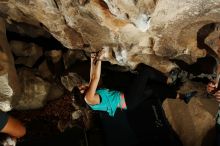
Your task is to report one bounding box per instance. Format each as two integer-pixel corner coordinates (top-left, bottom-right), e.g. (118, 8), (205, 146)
(88, 88), (121, 117)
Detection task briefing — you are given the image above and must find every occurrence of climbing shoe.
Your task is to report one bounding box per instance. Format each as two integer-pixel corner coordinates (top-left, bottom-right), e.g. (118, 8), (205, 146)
(168, 68), (181, 86)
(181, 91), (197, 104)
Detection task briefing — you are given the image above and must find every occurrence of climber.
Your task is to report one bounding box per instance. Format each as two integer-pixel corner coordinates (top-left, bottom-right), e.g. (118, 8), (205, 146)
(0, 111), (26, 142)
(78, 49), (197, 117)
(76, 49), (197, 146)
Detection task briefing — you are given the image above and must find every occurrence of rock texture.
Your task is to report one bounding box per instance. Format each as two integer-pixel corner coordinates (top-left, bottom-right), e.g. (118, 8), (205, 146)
(163, 81), (218, 146)
(14, 69), (51, 110)
(0, 0), (220, 146)
(1, 0), (219, 72)
(0, 18), (21, 111)
(10, 40), (43, 67)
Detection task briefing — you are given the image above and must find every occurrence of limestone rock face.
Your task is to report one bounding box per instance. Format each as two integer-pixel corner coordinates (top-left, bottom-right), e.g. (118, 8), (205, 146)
(0, 0), (220, 146)
(205, 23), (220, 60)
(1, 0), (219, 72)
(0, 73), (13, 111)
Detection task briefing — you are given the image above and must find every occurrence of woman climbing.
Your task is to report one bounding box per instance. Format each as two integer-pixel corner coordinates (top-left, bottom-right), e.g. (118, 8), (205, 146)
(79, 49), (197, 117)
(77, 49), (197, 146)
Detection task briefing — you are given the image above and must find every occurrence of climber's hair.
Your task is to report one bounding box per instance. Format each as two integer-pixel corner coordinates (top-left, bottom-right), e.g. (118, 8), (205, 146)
(72, 86), (88, 108)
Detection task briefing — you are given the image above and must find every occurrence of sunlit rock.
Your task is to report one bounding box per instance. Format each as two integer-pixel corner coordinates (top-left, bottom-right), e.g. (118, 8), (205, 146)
(2, 0), (218, 71)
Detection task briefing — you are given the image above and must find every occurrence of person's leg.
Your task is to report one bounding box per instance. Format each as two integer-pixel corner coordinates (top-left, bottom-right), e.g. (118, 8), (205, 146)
(145, 83), (197, 103)
(125, 65), (167, 108)
(99, 110), (138, 146)
(125, 82), (177, 110)
(135, 64), (167, 83)
(149, 83), (178, 101)
(145, 83), (197, 104)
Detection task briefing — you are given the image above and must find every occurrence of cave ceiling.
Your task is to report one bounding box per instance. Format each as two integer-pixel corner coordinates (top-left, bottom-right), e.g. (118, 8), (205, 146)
(0, 0), (220, 72)
(0, 1), (220, 146)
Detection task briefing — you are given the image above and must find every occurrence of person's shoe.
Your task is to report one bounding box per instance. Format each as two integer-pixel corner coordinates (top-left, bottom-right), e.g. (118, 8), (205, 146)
(181, 91), (197, 104)
(168, 68), (181, 86)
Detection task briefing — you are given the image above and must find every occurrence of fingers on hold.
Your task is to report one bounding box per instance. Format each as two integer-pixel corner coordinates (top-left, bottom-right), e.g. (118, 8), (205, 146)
(91, 49), (105, 61)
(207, 87), (215, 93)
(97, 49), (105, 57)
(91, 53), (96, 58)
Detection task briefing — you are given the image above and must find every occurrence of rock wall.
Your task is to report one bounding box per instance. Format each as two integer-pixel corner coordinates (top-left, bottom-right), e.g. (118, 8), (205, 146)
(0, 18), (21, 111)
(1, 0), (219, 72)
(163, 81), (218, 146)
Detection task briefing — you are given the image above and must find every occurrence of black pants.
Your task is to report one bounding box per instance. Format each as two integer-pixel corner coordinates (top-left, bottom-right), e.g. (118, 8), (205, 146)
(123, 65), (182, 146)
(99, 65), (181, 146)
(99, 109), (138, 146)
(124, 64), (177, 110)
